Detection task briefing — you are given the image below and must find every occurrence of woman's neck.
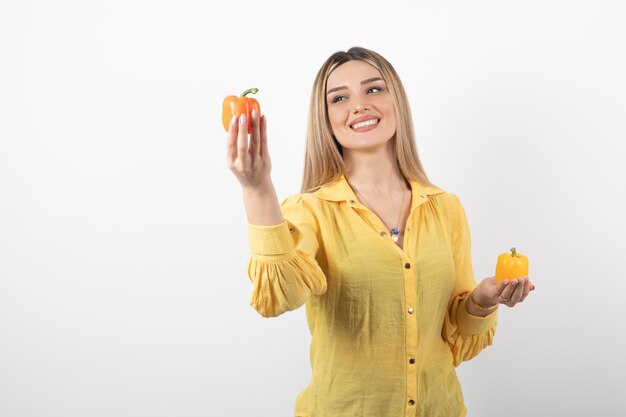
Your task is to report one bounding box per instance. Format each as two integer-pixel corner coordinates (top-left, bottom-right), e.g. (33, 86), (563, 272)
(342, 143), (408, 194)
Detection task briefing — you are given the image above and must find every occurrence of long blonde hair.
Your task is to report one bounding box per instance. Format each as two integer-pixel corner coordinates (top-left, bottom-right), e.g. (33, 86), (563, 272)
(301, 46), (434, 193)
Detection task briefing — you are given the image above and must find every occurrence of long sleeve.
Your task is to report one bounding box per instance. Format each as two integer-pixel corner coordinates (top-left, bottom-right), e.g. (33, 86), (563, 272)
(442, 195), (497, 366)
(246, 195), (327, 318)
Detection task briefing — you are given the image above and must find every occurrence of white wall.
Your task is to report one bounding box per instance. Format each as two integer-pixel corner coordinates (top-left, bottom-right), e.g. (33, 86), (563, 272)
(1, 1), (625, 416)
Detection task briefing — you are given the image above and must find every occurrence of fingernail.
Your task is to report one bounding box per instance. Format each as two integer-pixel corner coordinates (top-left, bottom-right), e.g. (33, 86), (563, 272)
(231, 114), (238, 125)
(251, 109), (257, 119)
(240, 114), (246, 124)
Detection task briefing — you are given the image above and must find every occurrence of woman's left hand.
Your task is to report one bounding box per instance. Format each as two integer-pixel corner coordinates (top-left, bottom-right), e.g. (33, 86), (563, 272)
(473, 276), (535, 308)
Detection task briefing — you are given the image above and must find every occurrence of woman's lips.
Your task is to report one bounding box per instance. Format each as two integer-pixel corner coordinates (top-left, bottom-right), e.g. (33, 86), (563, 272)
(350, 118), (379, 132)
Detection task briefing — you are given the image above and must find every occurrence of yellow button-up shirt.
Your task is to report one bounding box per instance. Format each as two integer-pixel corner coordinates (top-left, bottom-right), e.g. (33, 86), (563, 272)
(247, 175), (497, 417)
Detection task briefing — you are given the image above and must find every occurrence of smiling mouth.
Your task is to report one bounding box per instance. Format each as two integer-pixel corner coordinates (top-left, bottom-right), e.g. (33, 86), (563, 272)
(350, 118), (379, 129)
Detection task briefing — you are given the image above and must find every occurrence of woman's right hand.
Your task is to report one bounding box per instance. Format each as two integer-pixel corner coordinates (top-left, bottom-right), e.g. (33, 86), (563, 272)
(226, 109), (272, 190)
(226, 110), (283, 226)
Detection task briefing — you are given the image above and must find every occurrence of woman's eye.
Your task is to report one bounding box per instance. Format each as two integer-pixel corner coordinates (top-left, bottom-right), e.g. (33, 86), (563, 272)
(331, 95), (346, 103)
(367, 86), (382, 94)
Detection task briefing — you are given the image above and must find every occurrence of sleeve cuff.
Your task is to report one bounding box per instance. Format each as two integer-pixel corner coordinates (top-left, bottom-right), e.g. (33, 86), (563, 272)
(457, 297), (498, 335)
(248, 221), (295, 256)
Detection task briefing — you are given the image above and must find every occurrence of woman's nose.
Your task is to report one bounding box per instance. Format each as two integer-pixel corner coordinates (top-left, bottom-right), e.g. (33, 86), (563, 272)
(353, 102), (370, 113)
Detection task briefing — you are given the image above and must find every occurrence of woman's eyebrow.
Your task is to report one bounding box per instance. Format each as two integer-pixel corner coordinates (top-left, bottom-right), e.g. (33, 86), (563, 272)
(326, 77), (384, 95)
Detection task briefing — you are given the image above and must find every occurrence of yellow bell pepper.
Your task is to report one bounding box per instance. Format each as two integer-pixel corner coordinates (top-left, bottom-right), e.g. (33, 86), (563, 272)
(495, 247), (529, 283)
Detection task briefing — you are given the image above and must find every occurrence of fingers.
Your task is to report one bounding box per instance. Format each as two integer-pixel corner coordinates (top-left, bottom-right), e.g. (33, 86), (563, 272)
(248, 110), (260, 157)
(509, 277), (527, 304)
(519, 279), (533, 302)
(499, 277), (531, 307)
(236, 113), (249, 167)
(497, 280), (513, 302)
(494, 278), (508, 295)
(226, 115), (239, 167)
(259, 113), (268, 159)
(226, 111), (261, 162)
(225, 111), (270, 187)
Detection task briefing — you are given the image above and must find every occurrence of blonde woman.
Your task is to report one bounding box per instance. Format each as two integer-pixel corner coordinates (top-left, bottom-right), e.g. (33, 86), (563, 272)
(226, 46), (534, 417)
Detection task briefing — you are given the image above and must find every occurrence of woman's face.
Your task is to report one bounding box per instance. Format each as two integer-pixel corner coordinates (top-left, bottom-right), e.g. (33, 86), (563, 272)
(325, 60), (396, 153)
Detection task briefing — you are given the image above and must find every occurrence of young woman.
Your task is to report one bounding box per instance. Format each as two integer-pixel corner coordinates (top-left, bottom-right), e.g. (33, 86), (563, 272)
(226, 46), (534, 417)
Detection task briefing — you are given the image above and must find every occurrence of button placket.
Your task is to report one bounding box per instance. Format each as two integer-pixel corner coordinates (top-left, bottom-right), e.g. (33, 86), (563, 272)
(403, 255), (418, 417)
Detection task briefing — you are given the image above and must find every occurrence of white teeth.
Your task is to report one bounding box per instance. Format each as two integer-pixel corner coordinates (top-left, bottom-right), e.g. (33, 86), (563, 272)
(351, 119), (379, 129)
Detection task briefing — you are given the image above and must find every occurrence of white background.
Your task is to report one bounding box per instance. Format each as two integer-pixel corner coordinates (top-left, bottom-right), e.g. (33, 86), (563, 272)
(1, 0), (625, 416)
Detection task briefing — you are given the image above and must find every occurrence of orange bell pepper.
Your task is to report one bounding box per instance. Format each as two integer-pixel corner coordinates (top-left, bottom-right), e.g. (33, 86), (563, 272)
(495, 247), (529, 283)
(222, 88), (261, 133)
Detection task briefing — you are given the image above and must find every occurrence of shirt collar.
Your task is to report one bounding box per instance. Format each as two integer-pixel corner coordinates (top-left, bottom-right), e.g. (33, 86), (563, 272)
(313, 174), (444, 210)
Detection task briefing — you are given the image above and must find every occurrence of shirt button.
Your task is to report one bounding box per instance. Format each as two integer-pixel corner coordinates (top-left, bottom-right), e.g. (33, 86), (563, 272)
(380, 231), (387, 237)
(409, 357), (415, 364)
(404, 263), (411, 269)
(349, 200), (356, 205)
(408, 399), (415, 406)
(408, 307), (414, 314)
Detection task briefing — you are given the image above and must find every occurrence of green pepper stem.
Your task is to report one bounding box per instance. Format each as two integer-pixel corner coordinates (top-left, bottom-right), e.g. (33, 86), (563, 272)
(240, 88), (259, 97)
(510, 247), (517, 257)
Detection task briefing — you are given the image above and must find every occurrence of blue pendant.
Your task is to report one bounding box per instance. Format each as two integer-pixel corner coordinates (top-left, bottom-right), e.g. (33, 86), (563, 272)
(391, 227), (400, 242)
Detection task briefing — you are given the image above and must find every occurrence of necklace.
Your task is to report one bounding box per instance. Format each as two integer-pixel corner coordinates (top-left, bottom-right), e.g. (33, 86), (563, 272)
(354, 187), (407, 243)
